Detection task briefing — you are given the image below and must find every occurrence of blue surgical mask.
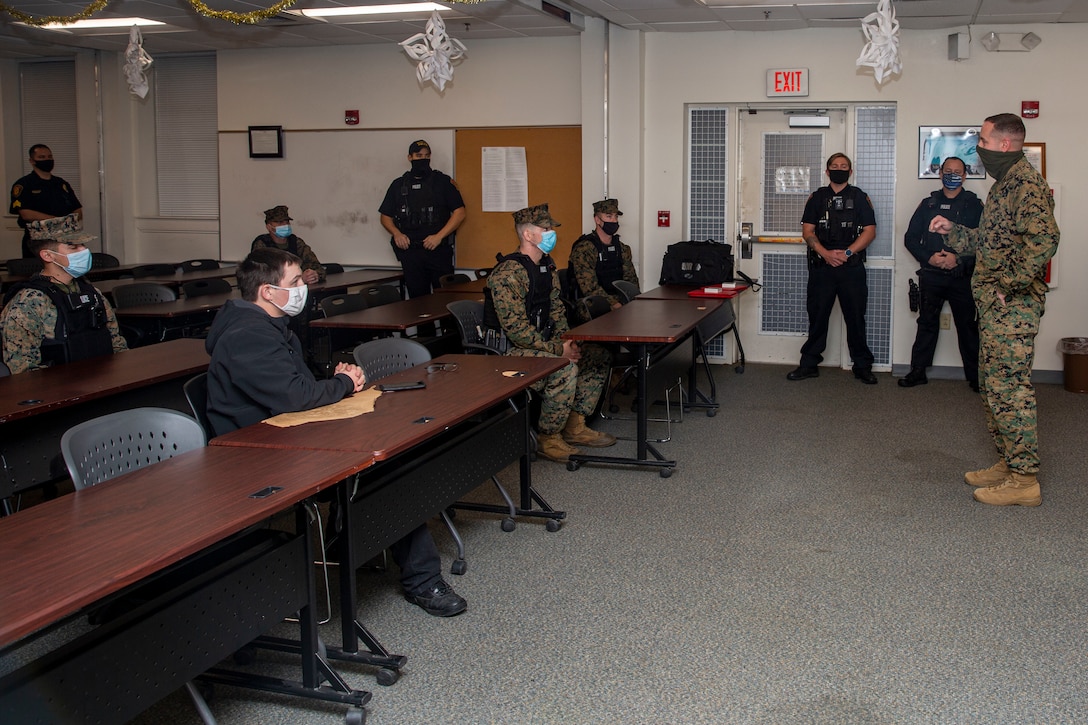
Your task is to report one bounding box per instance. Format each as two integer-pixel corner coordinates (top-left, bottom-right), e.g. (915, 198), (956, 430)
(538, 229), (557, 254)
(274, 224), (292, 238)
(941, 172), (964, 191)
(58, 247), (92, 278)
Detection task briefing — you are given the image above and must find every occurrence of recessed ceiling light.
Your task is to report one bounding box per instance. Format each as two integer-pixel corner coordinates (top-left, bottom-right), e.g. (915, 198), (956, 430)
(298, 3), (448, 17)
(41, 17), (165, 29)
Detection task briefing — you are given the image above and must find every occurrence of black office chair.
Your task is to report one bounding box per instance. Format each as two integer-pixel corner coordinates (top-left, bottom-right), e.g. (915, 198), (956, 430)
(445, 299), (504, 355)
(59, 407), (216, 723)
(473, 268), (492, 280)
(319, 292), (368, 318)
(179, 259), (220, 273)
(111, 282), (177, 308)
(437, 273), (472, 288)
(183, 373), (215, 441)
(322, 262), (345, 275)
(91, 252), (121, 269)
(359, 285), (401, 308)
(612, 280), (640, 304)
(181, 278), (232, 299)
(131, 263), (178, 278)
(352, 337), (481, 575)
(580, 295), (614, 321)
(5, 258), (42, 277)
(317, 293), (370, 367)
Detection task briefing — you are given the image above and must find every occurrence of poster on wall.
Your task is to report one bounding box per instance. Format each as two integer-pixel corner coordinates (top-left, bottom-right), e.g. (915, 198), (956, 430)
(918, 126), (983, 179)
(481, 147), (528, 212)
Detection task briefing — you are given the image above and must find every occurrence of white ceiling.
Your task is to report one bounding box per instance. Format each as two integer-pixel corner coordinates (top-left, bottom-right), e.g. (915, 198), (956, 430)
(1, 0), (1086, 59)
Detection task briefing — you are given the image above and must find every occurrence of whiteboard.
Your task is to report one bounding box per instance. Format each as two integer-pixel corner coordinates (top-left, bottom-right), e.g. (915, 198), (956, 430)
(218, 129), (455, 266)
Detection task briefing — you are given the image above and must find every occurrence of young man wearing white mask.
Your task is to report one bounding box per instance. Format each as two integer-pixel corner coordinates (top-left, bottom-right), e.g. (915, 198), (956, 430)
(1, 226), (126, 374)
(205, 247), (468, 617)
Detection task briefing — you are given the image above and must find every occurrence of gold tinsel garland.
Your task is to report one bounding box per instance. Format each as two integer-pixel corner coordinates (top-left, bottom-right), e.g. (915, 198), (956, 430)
(1, 0), (484, 27)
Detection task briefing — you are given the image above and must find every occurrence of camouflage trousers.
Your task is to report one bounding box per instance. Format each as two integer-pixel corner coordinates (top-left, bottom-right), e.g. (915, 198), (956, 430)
(505, 343), (611, 434)
(978, 292), (1044, 473)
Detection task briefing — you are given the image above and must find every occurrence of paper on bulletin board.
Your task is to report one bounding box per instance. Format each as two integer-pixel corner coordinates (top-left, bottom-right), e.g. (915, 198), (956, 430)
(481, 146), (527, 212)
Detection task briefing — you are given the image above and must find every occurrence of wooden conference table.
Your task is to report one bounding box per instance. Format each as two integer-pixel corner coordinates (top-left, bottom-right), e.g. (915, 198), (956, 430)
(0, 446), (374, 723)
(0, 338), (209, 502)
(564, 297), (727, 476)
(309, 290), (482, 335)
(430, 277), (488, 295)
(212, 353), (568, 673)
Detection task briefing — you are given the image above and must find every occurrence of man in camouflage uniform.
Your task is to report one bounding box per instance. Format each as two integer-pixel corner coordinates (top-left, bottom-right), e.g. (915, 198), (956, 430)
(2, 225), (126, 374)
(251, 205), (326, 284)
(485, 203), (614, 462)
(567, 198), (640, 321)
(930, 113), (1059, 507)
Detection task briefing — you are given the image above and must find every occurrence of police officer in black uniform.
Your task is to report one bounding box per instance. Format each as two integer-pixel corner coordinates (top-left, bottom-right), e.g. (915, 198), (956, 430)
(900, 156), (983, 390)
(787, 152), (879, 384)
(378, 140), (466, 298)
(9, 144), (82, 258)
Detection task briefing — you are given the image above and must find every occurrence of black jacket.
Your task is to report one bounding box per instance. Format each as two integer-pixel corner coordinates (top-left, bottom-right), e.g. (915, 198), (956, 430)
(904, 188), (983, 273)
(205, 299), (354, 436)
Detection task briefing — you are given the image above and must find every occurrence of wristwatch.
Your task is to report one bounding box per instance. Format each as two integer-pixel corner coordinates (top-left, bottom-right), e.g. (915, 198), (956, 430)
(844, 249), (854, 258)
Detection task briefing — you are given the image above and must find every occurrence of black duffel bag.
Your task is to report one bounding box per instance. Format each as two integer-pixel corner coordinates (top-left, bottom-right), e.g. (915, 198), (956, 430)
(659, 239), (734, 286)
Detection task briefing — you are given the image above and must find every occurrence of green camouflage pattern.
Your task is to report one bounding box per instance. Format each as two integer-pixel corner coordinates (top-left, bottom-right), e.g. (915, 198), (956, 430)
(488, 258), (610, 434)
(1, 283), (127, 374)
(569, 232), (639, 315)
(592, 198), (623, 216)
(947, 156), (1059, 473)
(512, 204), (560, 228)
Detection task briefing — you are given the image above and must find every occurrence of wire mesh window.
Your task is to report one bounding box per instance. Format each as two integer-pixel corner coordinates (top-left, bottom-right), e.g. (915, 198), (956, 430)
(20, 61), (80, 201)
(866, 266), (893, 366)
(759, 251), (809, 335)
(687, 106), (728, 241)
(155, 55), (219, 217)
(762, 132), (823, 235)
(853, 106), (896, 259)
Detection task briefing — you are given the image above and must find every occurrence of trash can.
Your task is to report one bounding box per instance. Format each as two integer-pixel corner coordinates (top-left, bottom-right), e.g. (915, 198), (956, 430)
(1059, 337), (1088, 393)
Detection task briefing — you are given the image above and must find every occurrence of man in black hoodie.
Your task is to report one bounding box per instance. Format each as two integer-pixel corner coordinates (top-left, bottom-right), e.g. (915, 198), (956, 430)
(206, 247), (467, 617)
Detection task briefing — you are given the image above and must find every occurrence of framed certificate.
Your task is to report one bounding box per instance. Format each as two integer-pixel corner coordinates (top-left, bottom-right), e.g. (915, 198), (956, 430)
(918, 126), (983, 179)
(1022, 142), (1046, 178)
(248, 126), (283, 158)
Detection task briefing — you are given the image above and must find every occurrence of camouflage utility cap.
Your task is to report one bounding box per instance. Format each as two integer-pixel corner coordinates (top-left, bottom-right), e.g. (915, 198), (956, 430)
(513, 203), (561, 228)
(264, 205), (292, 223)
(409, 139), (430, 154)
(593, 198), (623, 216)
(26, 212), (96, 245)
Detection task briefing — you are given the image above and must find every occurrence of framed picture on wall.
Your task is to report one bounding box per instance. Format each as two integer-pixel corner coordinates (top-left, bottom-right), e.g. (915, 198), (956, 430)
(248, 126), (283, 158)
(918, 126), (984, 179)
(1023, 142), (1046, 178)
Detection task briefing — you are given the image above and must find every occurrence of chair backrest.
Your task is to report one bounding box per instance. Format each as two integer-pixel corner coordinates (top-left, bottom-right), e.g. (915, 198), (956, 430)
(183, 373), (215, 440)
(181, 278), (232, 299)
(612, 279), (640, 304)
(91, 252), (120, 269)
(445, 299), (503, 354)
(111, 282), (177, 308)
(322, 262), (345, 275)
(5, 258), (42, 277)
(353, 337), (431, 382)
(61, 407), (206, 490)
(581, 295), (613, 320)
(360, 285), (402, 308)
(319, 292), (368, 318)
(474, 268), (492, 280)
(438, 273), (472, 288)
(132, 263), (178, 278)
(179, 259), (220, 273)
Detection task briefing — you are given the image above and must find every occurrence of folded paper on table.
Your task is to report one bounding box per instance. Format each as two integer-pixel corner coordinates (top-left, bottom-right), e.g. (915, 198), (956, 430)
(263, 388), (382, 427)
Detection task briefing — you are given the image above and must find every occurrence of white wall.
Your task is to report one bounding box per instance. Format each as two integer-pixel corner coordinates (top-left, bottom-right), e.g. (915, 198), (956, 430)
(639, 24), (1088, 373)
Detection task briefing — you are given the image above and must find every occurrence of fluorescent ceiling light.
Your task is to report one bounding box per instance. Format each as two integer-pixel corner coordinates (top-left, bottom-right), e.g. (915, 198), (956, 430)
(41, 17), (164, 29)
(299, 3), (448, 17)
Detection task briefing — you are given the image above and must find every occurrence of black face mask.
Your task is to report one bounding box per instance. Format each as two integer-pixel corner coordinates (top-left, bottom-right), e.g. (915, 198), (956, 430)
(600, 221), (620, 236)
(410, 158), (431, 176)
(34, 159), (55, 173)
(828, 169), (850, 185)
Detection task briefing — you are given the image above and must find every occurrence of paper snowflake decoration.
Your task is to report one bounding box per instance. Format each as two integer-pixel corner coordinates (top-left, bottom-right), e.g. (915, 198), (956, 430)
(123, 25), (153, 99)
(856, 0), (901, 85)
(400, 11), (467, 92)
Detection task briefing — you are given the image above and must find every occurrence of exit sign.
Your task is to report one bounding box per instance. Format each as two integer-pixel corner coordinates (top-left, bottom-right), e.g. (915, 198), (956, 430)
(767, 68), (809, 97)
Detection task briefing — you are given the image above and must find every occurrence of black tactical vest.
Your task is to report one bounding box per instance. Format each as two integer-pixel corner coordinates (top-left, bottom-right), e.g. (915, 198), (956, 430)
(570, 234), (624, 299)
(3, 276), (113, 366)
(483, 253), (555, 336)
(815, 185), (865, 249)
(393, 172), (444, 236)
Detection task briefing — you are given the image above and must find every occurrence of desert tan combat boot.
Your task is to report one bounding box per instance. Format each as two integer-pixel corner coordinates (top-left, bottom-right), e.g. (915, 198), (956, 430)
(561, 413), (617, 448)
(964, 460), (1009, 487)
(537, 432), (580, 462)
(973, 472), (1042, 507)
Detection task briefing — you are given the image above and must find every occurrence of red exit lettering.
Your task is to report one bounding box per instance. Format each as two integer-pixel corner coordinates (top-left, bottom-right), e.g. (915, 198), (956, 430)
(775, 71), (800, 93)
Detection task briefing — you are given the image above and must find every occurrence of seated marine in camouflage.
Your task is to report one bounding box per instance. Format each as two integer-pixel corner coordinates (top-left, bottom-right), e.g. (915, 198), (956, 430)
(251, 205), (326, 284)
(483, 203), (615, 462)
(2, 219), (127, 374)
(567, 197), (640, 322)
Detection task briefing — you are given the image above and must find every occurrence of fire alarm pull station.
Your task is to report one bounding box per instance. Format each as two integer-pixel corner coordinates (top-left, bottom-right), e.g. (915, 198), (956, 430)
(658, 211), (670, 227)
(345, 110), (360, 125)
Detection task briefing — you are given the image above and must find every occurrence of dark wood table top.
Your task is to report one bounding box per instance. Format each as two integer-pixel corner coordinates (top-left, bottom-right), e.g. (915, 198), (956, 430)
(211, 353), (566, 458)
(563, 298), (722, 344)
(0, 446), (371, 649)
(431, 278), (488, 294)
(95, 278), (184, 298)
(0, 338), (209, 424)
(113, 291), (240, 318)
(140, 265), (239, 284)
(310, 269), (404, 295)
(635, 285), (746, 300)
(309, 291), (482, 331)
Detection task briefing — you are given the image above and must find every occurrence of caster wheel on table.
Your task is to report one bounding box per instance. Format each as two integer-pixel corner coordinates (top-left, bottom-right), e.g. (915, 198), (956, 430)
(451, 559), (467, 575)
(346, 707), (367, 724)
(706, 408), (718, 418)
(501, 517), (516, 532)
(376, 667), (399, 686)
(566, 461), (581, 471)
(659, 467), (674, 478)
(734, 364), (745, 374)
(546, 519), (561, 532)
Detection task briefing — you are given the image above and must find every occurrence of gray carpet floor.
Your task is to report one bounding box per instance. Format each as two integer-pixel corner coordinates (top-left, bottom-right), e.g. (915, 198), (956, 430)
(121, 360), (1088, 724)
